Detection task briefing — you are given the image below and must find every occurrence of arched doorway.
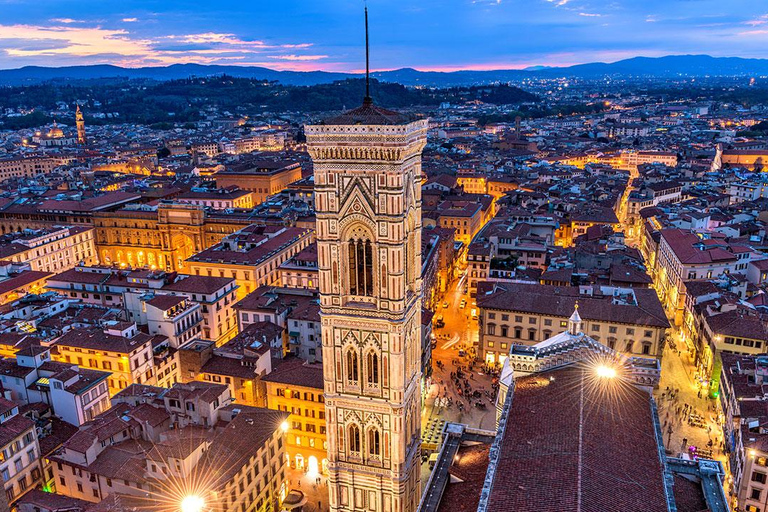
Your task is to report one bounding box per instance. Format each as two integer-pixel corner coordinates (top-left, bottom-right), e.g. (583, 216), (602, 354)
(170, 233), (195, 271)
(295, 454), (305, 470)
(307, 456), (319, 477)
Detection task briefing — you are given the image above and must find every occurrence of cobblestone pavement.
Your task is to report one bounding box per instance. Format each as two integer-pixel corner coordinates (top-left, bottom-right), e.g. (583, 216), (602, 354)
(422, 347), (497, 430)
(654, 331), (730, 484)
(284, 466), (330, 512)
(424, 271), (497, 431)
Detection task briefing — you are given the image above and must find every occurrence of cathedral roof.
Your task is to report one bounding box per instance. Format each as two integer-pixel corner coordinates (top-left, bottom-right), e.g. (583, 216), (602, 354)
(322, 98), (417, 126)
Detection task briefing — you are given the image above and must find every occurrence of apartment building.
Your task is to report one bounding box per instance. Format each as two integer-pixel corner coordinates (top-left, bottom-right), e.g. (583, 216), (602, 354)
(263, 357), (326, 475)
(175, 187), (254, 209)
(0, 399), (42, 507)
(476, 281), (670, 364)
(178, 323), (277, 407)
(0, 345), (110, 426)
(50, 382), (289, 512)
(214, 161), (302, 206)
(720, 354), (768, 512)
(186, 225), (313, 300)
(437, 201), (484, 246)
(0, 155), (75, 181)
(655, 229), (749, 326)
(0, 227), (97, 274)
(46, 268), (238, 345)
(51, 322), (156, 396)
(278, 243), (318, 290)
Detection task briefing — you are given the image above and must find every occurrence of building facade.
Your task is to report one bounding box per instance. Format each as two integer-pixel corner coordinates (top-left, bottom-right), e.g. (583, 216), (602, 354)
(0, 399), (42, 508)
(93, 203), (252, 272)
(262, 358), (327, 475)
(0, 227), (97, 274)
(307, 102), (427, 512)
(476, 281), (670, 365)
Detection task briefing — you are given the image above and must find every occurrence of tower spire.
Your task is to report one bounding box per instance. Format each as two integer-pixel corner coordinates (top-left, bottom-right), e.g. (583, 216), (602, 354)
(568, 301), (582, 335)
(364, 4), (372, 105)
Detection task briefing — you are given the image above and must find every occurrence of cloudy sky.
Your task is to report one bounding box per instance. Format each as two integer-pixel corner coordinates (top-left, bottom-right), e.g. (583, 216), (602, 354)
(0, 0), (766, 71)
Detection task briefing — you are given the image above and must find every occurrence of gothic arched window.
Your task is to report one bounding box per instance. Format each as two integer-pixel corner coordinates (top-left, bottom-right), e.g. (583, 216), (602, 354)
(368, 428), (381, 457)
(348, 238), (373, 296)
(349, 424), (361, 453)
(366, 351), (379, 386)
(346, 349), (359, 383)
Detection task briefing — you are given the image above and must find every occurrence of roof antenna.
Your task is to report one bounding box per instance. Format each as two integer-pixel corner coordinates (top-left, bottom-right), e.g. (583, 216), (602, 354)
(364, 3), (372, 105)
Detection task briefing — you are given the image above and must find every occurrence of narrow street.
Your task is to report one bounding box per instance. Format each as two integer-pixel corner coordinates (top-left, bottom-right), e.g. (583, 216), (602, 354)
(422, 270), (497, 431)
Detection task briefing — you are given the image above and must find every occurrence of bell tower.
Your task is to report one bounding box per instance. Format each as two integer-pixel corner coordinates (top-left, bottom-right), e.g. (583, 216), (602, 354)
(75, 104), (86, 145)
(306, 10), (427, 512)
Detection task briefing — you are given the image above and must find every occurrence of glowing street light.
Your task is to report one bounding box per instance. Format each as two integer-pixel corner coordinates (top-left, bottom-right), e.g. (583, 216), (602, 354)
(595, 365), (617, 379)
(281, 421), (290, 432)
(180, 495), (205, 512)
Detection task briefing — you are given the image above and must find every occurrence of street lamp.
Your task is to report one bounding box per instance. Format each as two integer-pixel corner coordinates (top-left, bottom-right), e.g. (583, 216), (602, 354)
(181, 495), (205, 512)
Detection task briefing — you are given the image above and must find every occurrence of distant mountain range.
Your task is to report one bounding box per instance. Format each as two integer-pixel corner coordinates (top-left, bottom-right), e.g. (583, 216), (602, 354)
(1, 55), (767, 87)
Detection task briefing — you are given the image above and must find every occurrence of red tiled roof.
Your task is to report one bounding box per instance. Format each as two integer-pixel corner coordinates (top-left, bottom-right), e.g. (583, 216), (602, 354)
(476, 281), (669, 328)
(145, 294), (186, 310)
(0, 270), (52, 295)
(673, 474), (710, 512)
(660, 229), (737, 265)
(54, 328), (152, 353)
(262, 356), (323, 390)
(321, 100), (417, 126)
(486, 366), (669, 512)
(437, 444), (490, 512)
(163, 275), (234, 295)
(37, 192), (141, 213)
(0, 413), (34, 448)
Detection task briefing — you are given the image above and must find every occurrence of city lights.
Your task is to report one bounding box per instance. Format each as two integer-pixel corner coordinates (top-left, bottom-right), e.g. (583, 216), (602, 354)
(1, 3), (763, 511)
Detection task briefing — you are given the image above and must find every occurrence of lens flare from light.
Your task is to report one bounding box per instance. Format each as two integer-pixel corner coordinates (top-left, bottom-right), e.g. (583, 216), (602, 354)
(181, 495), (205, 512)
(595, 365), (617, 379)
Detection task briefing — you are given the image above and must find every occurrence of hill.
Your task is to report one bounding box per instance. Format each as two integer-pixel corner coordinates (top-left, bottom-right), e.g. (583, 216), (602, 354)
(0, 77), (539, 126)
(1, 55), (768, 87)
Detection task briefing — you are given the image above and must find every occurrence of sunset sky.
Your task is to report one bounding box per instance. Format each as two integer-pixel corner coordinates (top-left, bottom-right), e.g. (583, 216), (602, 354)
(0, 0), (766, 71)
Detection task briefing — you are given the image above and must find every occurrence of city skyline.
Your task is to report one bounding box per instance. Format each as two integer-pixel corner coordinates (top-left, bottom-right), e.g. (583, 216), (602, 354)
(0, 0), (766, 71)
